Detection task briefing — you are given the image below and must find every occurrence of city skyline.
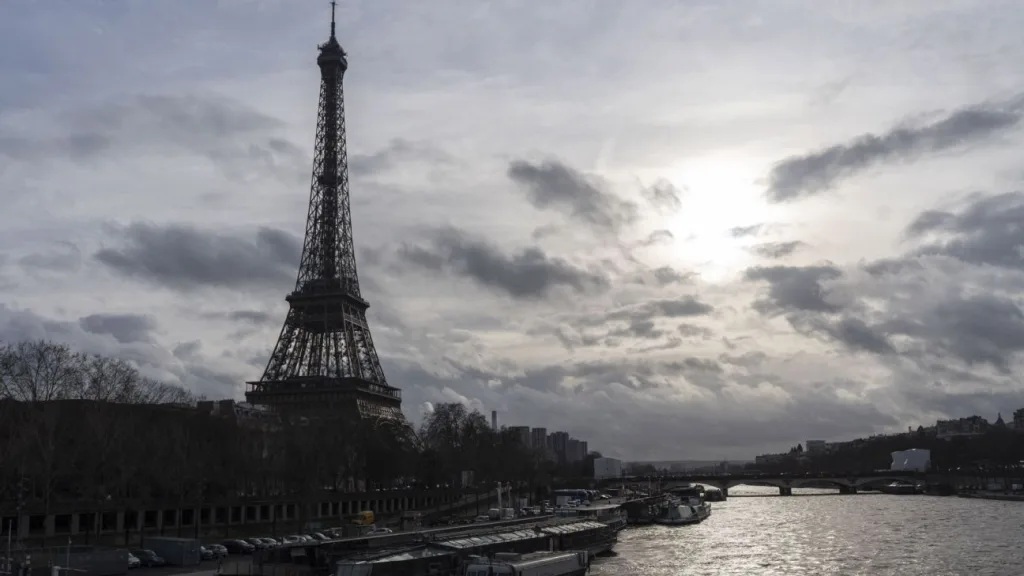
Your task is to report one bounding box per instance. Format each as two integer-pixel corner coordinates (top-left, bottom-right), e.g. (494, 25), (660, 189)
(5, 1), (1024, 460)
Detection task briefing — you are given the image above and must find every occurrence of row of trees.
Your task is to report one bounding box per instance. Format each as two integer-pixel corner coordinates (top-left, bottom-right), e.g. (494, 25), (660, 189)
(0, 340), (592, 514)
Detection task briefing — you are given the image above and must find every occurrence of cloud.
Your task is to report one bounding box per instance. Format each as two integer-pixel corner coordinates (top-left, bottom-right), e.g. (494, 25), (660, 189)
(349, 138), (451, 178)
(729, 224), (763, 238)
(0, 305), (243, 399)
(507, 159), (638, 233)
(640, 179), (683, 213)
(398, 226), (609, 299)
(8, 1), (1024, 460)
(906, 192), (1024, 272)
(766, 97), (1024, 202)
(0, 94), (306, 182)
(79, 313), (158, 344)
(19, 241), (82, 273)
(751, 241), (806, 260)
(745, 265), (844, 314)
(94, 222), (301, 292)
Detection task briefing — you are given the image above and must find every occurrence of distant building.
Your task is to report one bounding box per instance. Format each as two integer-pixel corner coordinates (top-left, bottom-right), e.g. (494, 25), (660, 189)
(891, 449), (930, 472)
(805, 440), (827, 454)
(567, 439), (583, 463)
(549, 431), (569, 462)
(531, 427), (547, 450)
(1013, 409), (1024, 430)
(754, 453), (785, 466)
(508, 426), (531, 446)
(593, 457), (623, 479)
(936, 416), (989, 440)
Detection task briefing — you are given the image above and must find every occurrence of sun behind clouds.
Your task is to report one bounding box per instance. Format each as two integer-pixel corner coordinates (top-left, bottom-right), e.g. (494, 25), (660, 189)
(663, 152), (790, 282)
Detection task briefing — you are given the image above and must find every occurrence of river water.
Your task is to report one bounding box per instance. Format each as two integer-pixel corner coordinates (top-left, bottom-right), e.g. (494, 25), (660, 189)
(590, 487), (1023, 576)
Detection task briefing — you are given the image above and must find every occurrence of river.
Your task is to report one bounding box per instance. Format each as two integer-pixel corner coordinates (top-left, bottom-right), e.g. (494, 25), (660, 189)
(590, 486), (1023, 576)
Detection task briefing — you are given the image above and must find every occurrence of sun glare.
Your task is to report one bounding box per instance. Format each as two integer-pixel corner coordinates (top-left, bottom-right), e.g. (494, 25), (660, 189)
(661, 153), (784, 283)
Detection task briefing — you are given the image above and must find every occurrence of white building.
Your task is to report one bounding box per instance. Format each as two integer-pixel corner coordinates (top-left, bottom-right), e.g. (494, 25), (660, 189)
(805, 440), (827, 454)
(890, 449), (931, 472)
(593, 457), (623, 479)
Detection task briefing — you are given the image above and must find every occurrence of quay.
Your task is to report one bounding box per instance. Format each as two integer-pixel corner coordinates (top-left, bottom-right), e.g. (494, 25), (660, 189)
(252, 516), (616, 576)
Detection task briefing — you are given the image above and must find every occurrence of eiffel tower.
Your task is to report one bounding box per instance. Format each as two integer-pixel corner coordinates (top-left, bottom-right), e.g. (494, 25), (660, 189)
(246, 4), (403, 422)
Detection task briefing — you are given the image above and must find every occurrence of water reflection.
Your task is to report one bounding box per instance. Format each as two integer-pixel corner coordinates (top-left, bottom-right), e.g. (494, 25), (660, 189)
(592, 486), (1022, 576)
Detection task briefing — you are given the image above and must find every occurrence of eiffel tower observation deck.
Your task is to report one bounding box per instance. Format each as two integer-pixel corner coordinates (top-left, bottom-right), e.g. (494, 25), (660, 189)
(246, 4), (403, 422)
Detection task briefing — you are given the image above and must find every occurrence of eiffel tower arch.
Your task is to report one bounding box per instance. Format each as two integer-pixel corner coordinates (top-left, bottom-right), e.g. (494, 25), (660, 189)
(246, 5), (404, 424)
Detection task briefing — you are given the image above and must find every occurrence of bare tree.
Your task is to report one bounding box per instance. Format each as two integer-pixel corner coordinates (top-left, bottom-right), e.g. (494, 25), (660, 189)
(0, 341), (85, 401)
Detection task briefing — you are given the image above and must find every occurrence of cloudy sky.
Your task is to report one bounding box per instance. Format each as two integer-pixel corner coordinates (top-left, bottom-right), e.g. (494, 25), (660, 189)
(5, 0), (1024, 460)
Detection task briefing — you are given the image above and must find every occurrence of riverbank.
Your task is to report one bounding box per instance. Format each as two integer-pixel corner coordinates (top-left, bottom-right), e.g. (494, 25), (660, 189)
(957, 492), (1024, 502)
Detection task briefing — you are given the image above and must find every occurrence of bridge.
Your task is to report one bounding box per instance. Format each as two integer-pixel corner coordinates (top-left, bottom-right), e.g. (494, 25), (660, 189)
(597, 470), (923, 496)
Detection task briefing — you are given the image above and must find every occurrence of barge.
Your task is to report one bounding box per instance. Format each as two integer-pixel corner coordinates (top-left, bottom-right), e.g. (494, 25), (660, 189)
(329, 518), (614, 576)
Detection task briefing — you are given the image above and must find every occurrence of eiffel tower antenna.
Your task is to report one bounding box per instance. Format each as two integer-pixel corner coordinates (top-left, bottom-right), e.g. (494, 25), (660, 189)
(330, 1), (337, 38)
(246, 5), (403, 422)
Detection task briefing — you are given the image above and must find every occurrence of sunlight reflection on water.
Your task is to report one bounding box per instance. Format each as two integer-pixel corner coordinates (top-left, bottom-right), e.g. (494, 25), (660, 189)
(591, 487), (1024, 576)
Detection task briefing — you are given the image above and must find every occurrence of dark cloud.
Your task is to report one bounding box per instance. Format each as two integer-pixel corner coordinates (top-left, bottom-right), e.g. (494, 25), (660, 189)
(507, 159), (638, 233)
(891, 295), (1024, 373)
(794, 315), (895, 356)
(802, 290), (1024, 373)
(862, 257), (925, 277)
(766, 97), (1024, 202)
(906, 192), (1024, 272)
(0, 94), (306, 182)
(398, 226), (609, 299)
(79, 313), (158, 344)
(349, 138), (451, 178)
(751, 240), (806, 260)
(94, 222), (301, 292)
(745, 265), (843, 314)
(651, 266), (691, 285)
(729, 224), (763, 238)
(640, 179), (683, 213)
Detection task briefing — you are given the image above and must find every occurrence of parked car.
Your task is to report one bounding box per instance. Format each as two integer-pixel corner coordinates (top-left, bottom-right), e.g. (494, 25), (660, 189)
(126, 552), (140, 569)
(245, 538), (268, 550)
(281, 535), (302, 545)
(221, 539), (255, 554)
(206, 544), (228, 558)
(129, 549), (165, 567)
(310, 532), (330, 541)
(198, 546), (215, 561)
(367, 527), (392, 535)
(258, 537), (279, 547)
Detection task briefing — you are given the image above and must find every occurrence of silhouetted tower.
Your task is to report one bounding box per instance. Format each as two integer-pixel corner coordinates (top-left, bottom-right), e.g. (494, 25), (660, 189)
(246, 4), (403, 421)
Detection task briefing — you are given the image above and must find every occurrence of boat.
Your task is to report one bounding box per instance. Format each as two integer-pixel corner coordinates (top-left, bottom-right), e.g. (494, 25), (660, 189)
(702, 486), (727, 501)
(555, 501), (628, 532)
(653, 485), (711, 526)
(463, 551), (590, 576)
(652, 501), (708, 525)
(879, 481), (919, 495)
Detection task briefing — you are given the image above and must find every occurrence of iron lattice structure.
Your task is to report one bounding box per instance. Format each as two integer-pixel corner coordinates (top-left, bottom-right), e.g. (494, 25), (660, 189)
(246, 8), (403, 422)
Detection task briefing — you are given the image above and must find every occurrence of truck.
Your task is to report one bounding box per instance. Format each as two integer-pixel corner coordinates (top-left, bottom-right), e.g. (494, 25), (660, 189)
(140, 537), (201, 567)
